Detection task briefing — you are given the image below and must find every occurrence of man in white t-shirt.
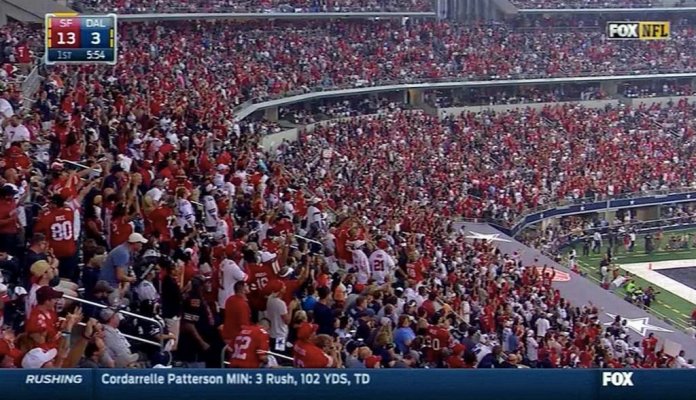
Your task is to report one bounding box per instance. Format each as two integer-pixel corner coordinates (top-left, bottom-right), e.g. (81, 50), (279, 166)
(4, 116), (29, 148)
(535, 313), (551, 338)
(218, 255), (247, 310)
(265, 281), (290, 355)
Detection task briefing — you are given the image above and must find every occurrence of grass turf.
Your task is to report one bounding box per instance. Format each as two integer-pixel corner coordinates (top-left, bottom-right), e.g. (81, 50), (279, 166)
(570, 229), (696, 330)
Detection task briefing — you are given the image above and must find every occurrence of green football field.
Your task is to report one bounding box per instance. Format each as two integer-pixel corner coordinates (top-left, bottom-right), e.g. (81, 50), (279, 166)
(570, 229), (696, 331)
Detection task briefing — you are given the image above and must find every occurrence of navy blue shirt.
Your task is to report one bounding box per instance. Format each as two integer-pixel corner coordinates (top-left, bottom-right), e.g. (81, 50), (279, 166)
(313, 302), (334, 336)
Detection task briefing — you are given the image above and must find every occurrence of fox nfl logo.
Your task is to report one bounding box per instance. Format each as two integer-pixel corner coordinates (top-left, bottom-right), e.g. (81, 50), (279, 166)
(606, 21), (670, 40)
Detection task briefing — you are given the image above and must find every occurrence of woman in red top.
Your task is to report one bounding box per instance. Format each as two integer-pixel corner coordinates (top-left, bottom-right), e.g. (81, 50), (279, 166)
(109, 203), (134, 248)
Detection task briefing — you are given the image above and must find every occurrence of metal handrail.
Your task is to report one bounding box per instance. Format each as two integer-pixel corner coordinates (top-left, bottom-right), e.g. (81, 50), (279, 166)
(63, 294), (165, 348)
(221, 344), (230, 368)
(76, 321), (162, 347)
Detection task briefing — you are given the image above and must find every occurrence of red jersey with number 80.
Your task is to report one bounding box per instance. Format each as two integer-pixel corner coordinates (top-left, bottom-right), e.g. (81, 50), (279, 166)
(35, 207), (77, 258)
(424, 325), (452, 364)
(229, 325), (269, 368)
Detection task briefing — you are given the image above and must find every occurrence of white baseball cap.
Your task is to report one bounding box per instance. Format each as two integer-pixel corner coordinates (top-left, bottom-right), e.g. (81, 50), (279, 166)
(21, 348), (58, 369)
(128, 233), (148, 244)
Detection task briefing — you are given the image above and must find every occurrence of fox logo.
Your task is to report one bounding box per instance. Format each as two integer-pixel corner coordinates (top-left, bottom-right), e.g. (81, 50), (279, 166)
(602, 372), (634, 387)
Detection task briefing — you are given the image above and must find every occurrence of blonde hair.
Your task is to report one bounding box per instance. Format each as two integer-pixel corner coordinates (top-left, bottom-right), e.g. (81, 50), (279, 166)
(293, 310), (308, 324)
(375, 324), (393, 348)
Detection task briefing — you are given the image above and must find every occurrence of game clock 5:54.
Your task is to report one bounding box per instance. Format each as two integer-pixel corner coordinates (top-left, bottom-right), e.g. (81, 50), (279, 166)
(86, 50), (106, 60)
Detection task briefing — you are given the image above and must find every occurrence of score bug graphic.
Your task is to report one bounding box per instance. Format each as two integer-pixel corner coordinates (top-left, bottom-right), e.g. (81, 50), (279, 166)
(45, 13), (117, 65)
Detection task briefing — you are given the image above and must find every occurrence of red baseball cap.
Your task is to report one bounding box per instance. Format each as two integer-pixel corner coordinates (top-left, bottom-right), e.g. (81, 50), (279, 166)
(266, 280), (285, 294)
(296, 322), (318, 341)
(36, 286), (63, 304)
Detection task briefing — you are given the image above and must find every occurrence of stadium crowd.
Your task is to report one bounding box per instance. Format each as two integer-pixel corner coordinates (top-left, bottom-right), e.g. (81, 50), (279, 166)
(73, 0), (434, 13)
(56, 20), (696, 107)
(0, 12), (695, 370)
(510, 0), (657, 9)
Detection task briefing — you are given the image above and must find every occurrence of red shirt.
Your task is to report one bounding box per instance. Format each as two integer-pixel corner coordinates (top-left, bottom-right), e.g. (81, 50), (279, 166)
(34, 207), (77, 258)
(223, 294), (251, 343)
(424, 325), (452, 364)
(16, 44), (31, 63)
(4, 146), (31, 170)
(229, 325), (269, 368)
(146, 206), (174, 241)
(110, 217), (133, 248)
(406, 261), (425, 283)
(274, 219), (294, 235)
(293, 340), (333, 368)
(579, 350), (593, 368)
(281, 278), (302, 306)
(446, 355), (465, 368)
(246, 262), (277, 312)
(0, 199), (17, 234)
(26, 307), (59, 349)
(642, 336), (658, 354)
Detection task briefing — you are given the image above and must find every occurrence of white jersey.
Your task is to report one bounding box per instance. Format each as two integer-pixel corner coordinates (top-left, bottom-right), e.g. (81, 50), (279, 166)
(306, 205), (322, 226)
(176, 198), (196, 229)
(368, 249), (395, 285)
(352, 249), (371, 285)
(215, 218), (230, 245)
(218, 258), (247, 308)
(203, 195), (219, 229)
(4, 124), (30, 148)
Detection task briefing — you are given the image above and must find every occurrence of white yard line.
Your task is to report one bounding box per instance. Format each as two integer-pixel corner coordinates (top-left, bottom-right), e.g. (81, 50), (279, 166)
(621, 259), (696, 304)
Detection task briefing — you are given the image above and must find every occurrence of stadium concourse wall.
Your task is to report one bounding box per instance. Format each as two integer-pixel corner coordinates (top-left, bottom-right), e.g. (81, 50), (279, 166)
(437, 99), (619, 119)
(112, 12), (438, 21)
(516, 6), (696, 13)
(233, 72), (696, 122)
(627, 95), (696, 107)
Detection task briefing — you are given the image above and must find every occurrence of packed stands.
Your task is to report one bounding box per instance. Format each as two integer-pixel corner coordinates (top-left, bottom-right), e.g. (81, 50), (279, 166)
(510, 0), (657, 9)
(93, 20), (696, 106)
(74, 0), (434, 13)
(0, 12), (695, 372)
